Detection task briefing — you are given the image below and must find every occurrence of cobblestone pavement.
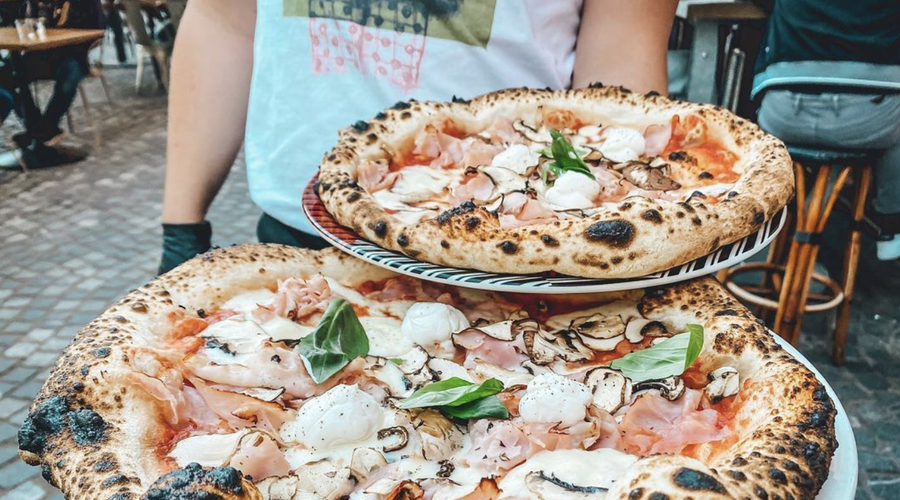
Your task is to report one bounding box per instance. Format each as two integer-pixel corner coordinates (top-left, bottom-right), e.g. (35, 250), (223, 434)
(0, 65), (898, 500)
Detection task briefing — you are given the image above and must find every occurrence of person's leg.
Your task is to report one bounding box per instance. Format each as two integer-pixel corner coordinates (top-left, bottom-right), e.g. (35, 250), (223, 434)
(256, 213), (330, 250)
(37, 56), (87, 142)
(106, 6), (128, 63)
(873, 141), (900, 260)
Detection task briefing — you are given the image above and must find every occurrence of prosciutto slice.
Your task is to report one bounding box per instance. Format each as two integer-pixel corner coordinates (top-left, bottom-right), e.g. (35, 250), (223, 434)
(413, 126), (465, 169)
(257, 275), (332, 321)
(187, 344), (320, 400)
(358, 160), (398, 192)
(618, 389), (731, 456)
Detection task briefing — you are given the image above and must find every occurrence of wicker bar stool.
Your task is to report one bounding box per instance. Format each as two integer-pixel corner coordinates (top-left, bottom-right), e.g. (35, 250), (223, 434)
(722, 145), (876, 365)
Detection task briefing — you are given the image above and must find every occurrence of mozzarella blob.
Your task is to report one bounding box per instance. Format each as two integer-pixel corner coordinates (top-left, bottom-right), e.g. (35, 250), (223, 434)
(221, 289), (277, 316)
(498, 449), (638, 500)
(401, 302), (470, 347)
(544, 171), (601, 210)
(598, 127), (645, 163)
(390, 166), (452, 203)
(518, 373), (592, 427)
(360, 315), (414, 357)
(283, 384), (383, 451)
(491, 144), (541, 175)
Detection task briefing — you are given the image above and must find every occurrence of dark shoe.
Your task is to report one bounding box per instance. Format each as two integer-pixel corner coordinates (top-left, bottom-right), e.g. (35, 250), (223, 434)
(12, 132), (33, 150)
(37, 126), (65, 146)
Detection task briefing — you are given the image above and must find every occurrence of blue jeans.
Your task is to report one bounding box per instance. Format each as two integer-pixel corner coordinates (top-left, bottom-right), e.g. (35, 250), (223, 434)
(20, 55), (87, 139)
(758, 90), (900, 215)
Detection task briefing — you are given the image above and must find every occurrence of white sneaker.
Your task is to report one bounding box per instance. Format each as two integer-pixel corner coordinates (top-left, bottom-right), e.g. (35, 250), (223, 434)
(876, 235), (900, 261)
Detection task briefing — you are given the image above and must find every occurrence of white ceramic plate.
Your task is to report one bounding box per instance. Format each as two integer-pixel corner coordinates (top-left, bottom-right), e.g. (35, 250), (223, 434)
(303, 177), (787, 294)
(771, 332), (858, 499)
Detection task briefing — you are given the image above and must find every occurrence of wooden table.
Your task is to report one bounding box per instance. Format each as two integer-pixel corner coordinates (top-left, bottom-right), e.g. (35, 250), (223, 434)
(0, 28), (105, 170)
(0, 28), (105, 52)
(681, 0), (767, 104)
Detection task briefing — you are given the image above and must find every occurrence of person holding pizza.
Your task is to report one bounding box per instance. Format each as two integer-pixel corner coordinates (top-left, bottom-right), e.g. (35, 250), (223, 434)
(157, 0), (678, 274)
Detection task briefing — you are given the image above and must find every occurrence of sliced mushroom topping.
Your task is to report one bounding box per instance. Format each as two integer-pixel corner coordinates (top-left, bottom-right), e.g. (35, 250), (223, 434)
(368, 358), (413, 397)
(386, 481), (426, 500)
(633, 376), (686, 401)
(377, 426), (410, 453)
(583, 368), (632, 415)
(366, 480), (425, 500)
(458, 317), (540, 342)
(514, 119), (552, 143)
(236, 387), (285, 402)
(405, 365), (437, 389)
(411, 409), (465, 461)
(394, 346), (429, 374)
(524, 329), (593, 365)
(522, 359), (552, 376)
(619, 162), (682, 191)
(623, 319), (669, 343)
(427, 358), (472, 382)
(525, 470), (608, 500)
(705, 366), (740, 403)
(293, 459), (356, 500)
(472, 360), (533, 387)
(350, 447), (387, 482)
(482, 166), (528, 195)
(481, 194), (505, 213)
(571, 314), (626, 351)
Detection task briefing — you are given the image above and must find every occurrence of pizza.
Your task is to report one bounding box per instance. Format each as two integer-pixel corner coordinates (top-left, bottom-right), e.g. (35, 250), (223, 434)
(18, 245), (836, 500)
(316, 86), (793, 278)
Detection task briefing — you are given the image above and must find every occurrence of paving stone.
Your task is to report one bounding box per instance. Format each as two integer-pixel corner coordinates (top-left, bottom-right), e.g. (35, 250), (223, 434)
(11, 381), (43, 400)
(0, 447), (16, 467)
(0, 399), (28, 419)
(21, 353), (58, 368)
(1, 369), (35, 384)
(0, 361), (13, 377)
(0, 481), (45, 500)
(0, 460), (38, 489)
(2, 343), (38, 359)
(860, 450), (900, 473)
(0, 424), (16, 443)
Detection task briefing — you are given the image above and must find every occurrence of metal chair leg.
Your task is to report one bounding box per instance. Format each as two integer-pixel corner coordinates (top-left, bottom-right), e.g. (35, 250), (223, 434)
(99, 72), (114, 107)
(135, 46), (144, 93)
(78, 84), (101, 149)
(833, 165), (873, 365)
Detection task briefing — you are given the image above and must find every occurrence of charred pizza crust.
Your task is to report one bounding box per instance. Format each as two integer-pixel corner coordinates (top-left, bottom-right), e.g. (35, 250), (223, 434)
(317, 86), (793, 278)
(17, 245), (834, 500)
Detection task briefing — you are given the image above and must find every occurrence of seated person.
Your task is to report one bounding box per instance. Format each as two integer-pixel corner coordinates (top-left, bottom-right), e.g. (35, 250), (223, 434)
(753, 0), (900, 261)
(0, 0), (105, 148)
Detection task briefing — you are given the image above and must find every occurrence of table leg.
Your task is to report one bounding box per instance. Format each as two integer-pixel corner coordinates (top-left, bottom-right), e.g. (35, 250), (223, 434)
(686, 19), (720, 104)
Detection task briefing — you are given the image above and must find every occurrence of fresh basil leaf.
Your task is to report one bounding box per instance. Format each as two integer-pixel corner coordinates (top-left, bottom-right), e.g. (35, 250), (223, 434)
(609, 325), (704, 383)
(295, 298), (369, 383)
(390, 358), (404, 366)
(542, 130), (595, 183)
(398, 377), (504, 409)
(439, 396), (510, 419)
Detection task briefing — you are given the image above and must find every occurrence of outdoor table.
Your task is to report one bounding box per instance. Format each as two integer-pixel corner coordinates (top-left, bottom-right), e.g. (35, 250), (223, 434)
(0, 28), (105, 167)
(681, 0), (767, 104)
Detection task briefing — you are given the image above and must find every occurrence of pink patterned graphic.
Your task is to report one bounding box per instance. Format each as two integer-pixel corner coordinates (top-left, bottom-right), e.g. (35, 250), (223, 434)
(308, 18), (427, 93)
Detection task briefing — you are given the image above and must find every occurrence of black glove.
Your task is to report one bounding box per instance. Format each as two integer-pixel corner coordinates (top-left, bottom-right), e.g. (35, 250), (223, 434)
(158, 221), (212, 275)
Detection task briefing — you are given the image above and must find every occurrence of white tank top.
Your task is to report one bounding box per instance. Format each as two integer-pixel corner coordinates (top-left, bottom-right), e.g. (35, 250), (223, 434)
(245, 0), (584, 232)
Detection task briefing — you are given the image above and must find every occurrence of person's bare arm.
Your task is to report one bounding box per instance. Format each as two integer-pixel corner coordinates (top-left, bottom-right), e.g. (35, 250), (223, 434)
(572, 0), (678, 94)
(161, 0), (256, 223)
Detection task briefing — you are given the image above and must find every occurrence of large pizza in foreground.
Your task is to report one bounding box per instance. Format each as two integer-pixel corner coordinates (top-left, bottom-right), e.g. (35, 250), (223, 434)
(18, 245), (835, 500)
(316, 86), (793, 278)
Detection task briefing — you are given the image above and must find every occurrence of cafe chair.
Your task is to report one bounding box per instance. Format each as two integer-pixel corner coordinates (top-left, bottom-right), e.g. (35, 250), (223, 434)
(65, 39), (111, 149)
(122, 0), (173, 92)
(723, 146), (877, 366)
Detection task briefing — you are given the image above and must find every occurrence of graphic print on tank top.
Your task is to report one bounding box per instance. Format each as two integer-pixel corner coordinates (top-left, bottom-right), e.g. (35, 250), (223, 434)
(284, 0), (498, 92)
